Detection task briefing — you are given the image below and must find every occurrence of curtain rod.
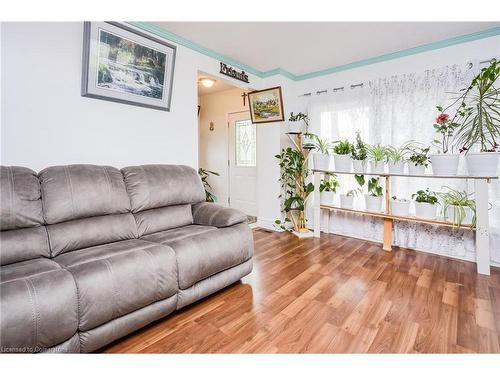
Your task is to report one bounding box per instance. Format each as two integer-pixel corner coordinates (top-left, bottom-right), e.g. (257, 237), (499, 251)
(298, 57), (498, 98)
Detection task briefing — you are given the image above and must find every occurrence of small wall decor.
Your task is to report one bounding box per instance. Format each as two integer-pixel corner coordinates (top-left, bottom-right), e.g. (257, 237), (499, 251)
(81, 22), (176, 111)
(209, 121), (215, 131)
(219, 62), (249, 83)
(248, 86), (285, 124)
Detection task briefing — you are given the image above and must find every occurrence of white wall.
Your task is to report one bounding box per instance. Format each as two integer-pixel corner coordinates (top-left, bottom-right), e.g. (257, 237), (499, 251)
(0, 22), (263, 171)
(198, 87), (249, 206)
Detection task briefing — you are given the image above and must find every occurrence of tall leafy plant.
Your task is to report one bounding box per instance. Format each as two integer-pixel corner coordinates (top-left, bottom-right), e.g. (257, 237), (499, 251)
(198, 168), (220, 203)
(451, 61), (500, 153)
(275, 147), (314, 231)
(351, 131), (368, 161)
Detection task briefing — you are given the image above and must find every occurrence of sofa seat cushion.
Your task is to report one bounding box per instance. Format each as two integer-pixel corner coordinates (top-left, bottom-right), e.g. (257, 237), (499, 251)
(140, 224), (217, 245)
(53, 239), (178, 331)
(0, 258), (78, 351)
(164, 223), (254, 289)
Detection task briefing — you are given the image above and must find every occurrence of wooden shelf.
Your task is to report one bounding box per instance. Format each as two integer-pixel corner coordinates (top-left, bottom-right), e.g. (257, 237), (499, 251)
(312, 169), (498, 180)
(319, 204), (475, 230)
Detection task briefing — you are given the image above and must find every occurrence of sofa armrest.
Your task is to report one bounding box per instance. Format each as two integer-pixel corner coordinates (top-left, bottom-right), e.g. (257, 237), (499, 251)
(192, 202), (247, 228)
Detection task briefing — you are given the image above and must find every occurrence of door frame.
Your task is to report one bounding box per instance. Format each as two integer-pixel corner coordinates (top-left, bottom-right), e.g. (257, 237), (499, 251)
(226, 110), (258, 214)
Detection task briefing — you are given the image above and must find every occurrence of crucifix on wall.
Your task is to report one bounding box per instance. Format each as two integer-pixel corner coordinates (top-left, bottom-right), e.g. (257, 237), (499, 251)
(241, 92), (248, 107)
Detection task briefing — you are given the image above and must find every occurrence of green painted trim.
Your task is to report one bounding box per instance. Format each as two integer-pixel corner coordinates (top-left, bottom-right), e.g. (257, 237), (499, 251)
(129, 22), (500, 82)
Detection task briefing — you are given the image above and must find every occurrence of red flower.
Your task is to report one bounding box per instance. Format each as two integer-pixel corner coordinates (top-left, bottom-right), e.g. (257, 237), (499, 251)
(436, 113), (449, 125)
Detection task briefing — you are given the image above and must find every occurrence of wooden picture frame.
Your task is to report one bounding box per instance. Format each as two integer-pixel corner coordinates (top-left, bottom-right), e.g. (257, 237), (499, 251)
(81, 22), (176, 111)
(248, 86), (285, 124)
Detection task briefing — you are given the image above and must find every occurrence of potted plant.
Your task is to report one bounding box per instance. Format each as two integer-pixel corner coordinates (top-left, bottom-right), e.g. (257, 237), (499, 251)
(319, 173), (340, 205)
(412, 188), (438, 219)
(439, 187), (476, 227)
(407, 144), (430, 175)
(390, 196), (410, 216)
(333, 139), (354, 172)
(367, 144), (387, 174)
(307, 133), (335, 171)
(386, 142), (412, 174)
(340, 188), (361, 209)
(287, 112), (309, 133)
(364, 177), (383, 212)
(198, 168), (220, 203)
(351, 131), (368, 173)
(429, 107), (460, 175)
(450, 61), (500, 176)
(275, 147), (314, 235)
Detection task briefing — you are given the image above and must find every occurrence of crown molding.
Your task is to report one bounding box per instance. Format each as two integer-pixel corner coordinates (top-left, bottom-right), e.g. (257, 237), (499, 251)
(128, 22), (500, 82)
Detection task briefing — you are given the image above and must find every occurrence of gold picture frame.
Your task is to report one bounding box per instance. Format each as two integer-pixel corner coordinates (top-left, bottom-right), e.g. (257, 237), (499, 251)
(248, 86), (285, 124)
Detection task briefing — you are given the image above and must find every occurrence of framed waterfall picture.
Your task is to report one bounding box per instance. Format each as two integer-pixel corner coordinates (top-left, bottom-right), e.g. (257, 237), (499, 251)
(248, 86), (285, 124)
(81, 22), (176, 111)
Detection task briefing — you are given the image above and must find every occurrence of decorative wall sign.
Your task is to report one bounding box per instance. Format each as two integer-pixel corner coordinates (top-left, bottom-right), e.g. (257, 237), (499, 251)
(219, 62), (249, 83)
(248, 86), (285, 124)
(81, 22), (176, 111)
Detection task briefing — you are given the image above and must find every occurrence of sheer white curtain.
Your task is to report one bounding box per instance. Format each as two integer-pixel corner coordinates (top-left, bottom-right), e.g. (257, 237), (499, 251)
(307, 62), (500, 262)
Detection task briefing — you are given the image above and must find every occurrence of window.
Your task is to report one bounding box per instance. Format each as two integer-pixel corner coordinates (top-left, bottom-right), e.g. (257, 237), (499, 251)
(235, 119), (256, 166)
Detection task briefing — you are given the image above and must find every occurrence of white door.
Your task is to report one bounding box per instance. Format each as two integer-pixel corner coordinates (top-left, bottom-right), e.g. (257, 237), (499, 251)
(228, 112), (258, 216)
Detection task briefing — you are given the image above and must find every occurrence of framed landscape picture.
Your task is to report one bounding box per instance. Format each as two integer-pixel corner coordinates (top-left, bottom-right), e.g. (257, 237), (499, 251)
(248, 86), (285, 124)
(81, 22), (176, 111)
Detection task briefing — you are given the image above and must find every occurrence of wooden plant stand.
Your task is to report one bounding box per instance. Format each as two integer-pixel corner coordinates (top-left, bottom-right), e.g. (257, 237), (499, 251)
(312, 169), (498, 275)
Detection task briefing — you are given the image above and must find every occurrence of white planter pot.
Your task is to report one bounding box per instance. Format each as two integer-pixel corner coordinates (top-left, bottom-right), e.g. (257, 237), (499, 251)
(365, 194), (383, 212)
(352, 159), (367, 173)
(388, 160), (405, 174)
(414, 201), (436, 219)
(369, 161), (386, 174)
(408, 163), (426, 175)
(313, 153), (334, 171)
(340, 194), (354, 209)
(286, 122), (303, 133)
(320, 191), (335, 205)
(445, 205), (474, 226)
(390, 200), (410, 216)
(429, 154), (459, 176)
(334, 154), (352, 172)
(465, 152), (500, 176)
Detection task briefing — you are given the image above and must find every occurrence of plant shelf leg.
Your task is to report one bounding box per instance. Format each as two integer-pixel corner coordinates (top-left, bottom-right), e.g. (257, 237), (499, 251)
(383, 218), (393, 251)
(474, 178), (490, 275)
(314, 171), (321, 238)
(382, 176), (392, 251)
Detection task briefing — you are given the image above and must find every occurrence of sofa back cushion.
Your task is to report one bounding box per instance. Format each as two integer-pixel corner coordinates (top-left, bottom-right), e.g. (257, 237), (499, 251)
(0, 166), (50, 265)
(39, 165), (137, 256)
(121, 165), (204, 235)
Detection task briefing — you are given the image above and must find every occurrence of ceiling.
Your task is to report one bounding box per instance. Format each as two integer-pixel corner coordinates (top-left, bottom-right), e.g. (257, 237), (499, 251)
(197, 75), (237, 95)
(154, 22), (500, 75)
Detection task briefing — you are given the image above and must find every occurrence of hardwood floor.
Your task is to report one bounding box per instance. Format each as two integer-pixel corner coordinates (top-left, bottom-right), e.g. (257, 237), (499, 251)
(103, 229), (500, 353)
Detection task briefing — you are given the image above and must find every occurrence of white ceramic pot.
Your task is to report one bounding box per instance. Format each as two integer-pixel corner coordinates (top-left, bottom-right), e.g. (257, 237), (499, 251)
(369, 161), (386, 174)
(340, 194), (354, 209)
(388, 160), (405, 174)
(352, 159), (367, 173)
(429, 154), (459, 176)
(365, 194), (383, 212)
(445, 205), (474, 226)
(414, 201), (436, 219)
(465, 152), (500, 176)
(320, 191), (335, 205)
(408, 163), (426, 175)
(313, 153), (334, 171)
(390, 200), (410, 216)
(334, 154), (352, 172)
(286, 121), (303, 133)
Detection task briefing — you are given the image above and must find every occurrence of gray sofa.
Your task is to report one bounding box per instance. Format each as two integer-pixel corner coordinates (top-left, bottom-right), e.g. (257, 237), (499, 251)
(0, 164), (253, 353)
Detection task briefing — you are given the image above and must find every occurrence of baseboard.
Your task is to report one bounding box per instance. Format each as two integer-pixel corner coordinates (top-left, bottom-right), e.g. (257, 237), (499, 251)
(256, 217), (280, 232)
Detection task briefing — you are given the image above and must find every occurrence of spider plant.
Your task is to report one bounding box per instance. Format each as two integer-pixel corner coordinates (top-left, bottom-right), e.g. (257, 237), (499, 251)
(198, 168), (220, 203)
(451, 61), (500, 153)
(385, 141), (414, 162)
(367, 144), (388, 162)
(306, 133), (334, 154)
(438, 187), (476, 228)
